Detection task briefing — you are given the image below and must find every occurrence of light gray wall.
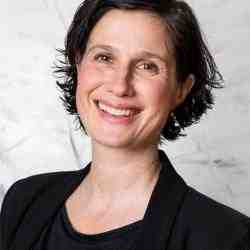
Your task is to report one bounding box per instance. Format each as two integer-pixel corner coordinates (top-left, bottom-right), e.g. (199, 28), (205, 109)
(0, 1), (250, 215)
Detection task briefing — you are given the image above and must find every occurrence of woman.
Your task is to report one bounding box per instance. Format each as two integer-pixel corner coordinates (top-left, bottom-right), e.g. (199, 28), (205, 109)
(0, 0), (249, 249)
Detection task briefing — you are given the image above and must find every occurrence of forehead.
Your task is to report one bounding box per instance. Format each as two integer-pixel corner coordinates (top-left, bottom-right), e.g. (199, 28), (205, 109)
(86, 9), (174, 61)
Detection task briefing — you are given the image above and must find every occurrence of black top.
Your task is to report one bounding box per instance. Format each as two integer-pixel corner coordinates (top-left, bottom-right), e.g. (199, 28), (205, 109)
(1, 150), (250, 250)
(33, 204), (143, 250)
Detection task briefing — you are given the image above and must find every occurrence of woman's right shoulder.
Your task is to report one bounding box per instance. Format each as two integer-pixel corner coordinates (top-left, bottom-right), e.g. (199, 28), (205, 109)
(1, 169), (81, 212)
(0, 169), (84, 250)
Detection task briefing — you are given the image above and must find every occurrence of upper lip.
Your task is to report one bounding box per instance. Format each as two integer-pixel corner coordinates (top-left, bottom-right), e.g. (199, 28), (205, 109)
(95, 99), (141, 113)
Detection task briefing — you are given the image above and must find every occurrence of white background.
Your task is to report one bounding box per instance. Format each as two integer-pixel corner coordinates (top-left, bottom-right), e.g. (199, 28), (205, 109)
(0, 0), (250, 216)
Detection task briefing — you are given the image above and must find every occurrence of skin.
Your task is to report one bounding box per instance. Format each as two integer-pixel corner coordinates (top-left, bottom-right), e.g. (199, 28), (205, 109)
(66, 9), (194, 234)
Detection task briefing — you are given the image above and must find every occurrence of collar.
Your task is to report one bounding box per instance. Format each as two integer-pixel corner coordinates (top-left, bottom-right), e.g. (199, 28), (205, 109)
(135, 149), (188, 250)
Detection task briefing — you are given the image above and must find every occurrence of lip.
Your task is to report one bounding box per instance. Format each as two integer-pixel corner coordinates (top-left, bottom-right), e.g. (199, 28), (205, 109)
(94, 99), (141, 125)
(94, 99), (141, 114)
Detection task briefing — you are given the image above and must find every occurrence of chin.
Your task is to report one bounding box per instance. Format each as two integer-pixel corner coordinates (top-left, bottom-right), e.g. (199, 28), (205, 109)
(91, 135), (133, 149)
(91, 132), (157, 151)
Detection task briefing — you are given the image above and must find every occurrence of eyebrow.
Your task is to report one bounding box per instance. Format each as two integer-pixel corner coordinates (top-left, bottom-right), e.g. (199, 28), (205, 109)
(86, 44), (169, 65)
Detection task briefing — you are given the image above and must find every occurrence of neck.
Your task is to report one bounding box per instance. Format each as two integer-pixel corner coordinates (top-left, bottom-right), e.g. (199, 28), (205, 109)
(81, 143), (161, 201)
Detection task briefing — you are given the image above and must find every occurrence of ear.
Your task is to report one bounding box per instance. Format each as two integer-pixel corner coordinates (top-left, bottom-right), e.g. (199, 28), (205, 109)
(173, 74), (195, 109)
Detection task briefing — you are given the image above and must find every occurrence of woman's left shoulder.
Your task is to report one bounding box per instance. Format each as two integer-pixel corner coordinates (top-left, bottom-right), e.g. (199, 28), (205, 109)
(172, 186), (250, 249)
(185, 187), (250, 223)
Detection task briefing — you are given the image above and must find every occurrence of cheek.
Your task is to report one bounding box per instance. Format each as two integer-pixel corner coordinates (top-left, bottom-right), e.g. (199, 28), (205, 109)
(142, 80), (176, 111)
(76, 62), (104, 105)
(77, 61), (100, 86)
(75, 84), (85, 116)
(76, 63), (97, 109)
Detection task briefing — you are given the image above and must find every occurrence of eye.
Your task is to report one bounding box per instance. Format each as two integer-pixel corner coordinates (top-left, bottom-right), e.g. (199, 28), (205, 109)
(94, 53), (113, 63)
(137, 62), (159, 74)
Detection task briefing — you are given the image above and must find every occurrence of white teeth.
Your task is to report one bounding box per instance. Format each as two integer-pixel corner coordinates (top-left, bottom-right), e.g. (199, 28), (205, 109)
(98, 101), (132, 117)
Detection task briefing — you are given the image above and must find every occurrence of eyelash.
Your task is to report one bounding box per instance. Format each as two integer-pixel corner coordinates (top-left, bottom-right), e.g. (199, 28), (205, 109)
(94, 53), (160, 74)
(94, 53), (112, 63)
(137, 63), (159, 74)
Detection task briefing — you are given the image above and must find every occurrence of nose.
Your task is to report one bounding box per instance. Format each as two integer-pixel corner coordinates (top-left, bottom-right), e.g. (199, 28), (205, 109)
(106, 66), (134, 97)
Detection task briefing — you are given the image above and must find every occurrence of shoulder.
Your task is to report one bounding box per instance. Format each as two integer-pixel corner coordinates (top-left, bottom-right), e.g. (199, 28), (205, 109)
(184, 187), (249, 224)
(0, 169), (82, 250)
(1, 169), (79, 211)
(172, 186), (250, 249)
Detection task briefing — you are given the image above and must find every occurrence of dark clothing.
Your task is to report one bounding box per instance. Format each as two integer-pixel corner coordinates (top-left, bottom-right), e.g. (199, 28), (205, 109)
(33, 204), (143, 250)
(0, 150), (250, 250)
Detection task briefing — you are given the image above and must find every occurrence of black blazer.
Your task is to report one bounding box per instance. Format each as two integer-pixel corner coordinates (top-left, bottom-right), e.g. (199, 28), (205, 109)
(0, 150), (249, 250)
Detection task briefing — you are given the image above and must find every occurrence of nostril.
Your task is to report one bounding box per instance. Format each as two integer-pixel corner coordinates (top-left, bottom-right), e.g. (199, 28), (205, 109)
(106, 77), (134, 97)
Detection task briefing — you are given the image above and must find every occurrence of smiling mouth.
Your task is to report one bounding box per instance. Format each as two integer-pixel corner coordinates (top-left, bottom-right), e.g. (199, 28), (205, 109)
(94, 100), (141, 118)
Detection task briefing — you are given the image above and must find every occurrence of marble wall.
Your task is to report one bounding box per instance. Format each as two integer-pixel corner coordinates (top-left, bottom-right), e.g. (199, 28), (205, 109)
(0, 1), (250, 216)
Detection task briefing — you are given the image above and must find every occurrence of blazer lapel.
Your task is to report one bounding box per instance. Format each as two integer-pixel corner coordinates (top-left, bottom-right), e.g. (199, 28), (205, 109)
(10, 164), (91, 250)
(134, 150), (188, 250)
(10, 150), (188, 250)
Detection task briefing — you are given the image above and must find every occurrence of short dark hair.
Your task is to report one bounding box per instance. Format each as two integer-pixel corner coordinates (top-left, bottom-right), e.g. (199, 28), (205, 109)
(54, 0), (223, 143)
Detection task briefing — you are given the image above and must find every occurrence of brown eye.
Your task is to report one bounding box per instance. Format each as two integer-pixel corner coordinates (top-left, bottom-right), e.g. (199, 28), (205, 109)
(137, 62), (159, 74)
(94, 54), (112, 63)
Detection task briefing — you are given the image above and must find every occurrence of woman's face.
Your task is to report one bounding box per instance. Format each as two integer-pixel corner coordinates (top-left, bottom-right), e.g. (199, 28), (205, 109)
(76, 9), (188, 150)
